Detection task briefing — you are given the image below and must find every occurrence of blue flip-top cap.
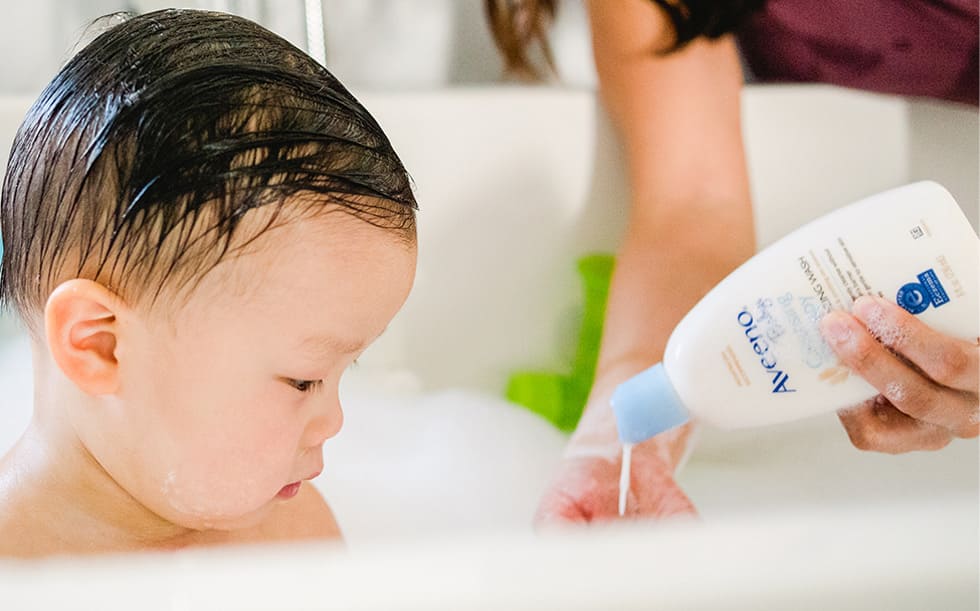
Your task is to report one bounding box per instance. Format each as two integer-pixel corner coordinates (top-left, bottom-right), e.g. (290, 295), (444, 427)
(611, 363), (690, 445)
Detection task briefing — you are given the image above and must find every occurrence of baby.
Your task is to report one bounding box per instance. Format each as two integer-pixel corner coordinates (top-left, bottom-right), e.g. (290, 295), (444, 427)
(0, 9), (417, 556)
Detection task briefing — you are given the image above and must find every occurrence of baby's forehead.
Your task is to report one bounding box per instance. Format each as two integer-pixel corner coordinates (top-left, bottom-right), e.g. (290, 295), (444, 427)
(183, 203), (413, 300)
(227, 198), (410, 258)
(161, 204), (415, 350)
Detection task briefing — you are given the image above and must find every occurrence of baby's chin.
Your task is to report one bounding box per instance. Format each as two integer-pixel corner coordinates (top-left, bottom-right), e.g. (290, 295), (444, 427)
(156, 487), (281, 532)
(186, 512), (266, 532)
(166, 502), (275, 533)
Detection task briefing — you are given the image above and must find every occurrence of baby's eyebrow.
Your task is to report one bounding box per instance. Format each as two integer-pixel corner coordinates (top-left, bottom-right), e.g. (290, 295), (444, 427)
(298, 328), (386, 358)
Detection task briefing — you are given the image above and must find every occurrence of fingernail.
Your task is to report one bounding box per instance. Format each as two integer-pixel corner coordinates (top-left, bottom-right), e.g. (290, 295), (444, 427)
(821, 313), (853, 346)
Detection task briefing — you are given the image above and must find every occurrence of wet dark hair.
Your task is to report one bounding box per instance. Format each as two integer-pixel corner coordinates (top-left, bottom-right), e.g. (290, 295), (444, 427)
(485, 0), (766, 79)
(0, 9), (417, 327)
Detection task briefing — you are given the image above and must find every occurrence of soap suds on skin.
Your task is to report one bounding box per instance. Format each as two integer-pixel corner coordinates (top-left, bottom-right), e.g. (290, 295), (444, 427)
(860, 298), (910, 348)
(884, 381), (906, 404)
(160, 468), (243, 523)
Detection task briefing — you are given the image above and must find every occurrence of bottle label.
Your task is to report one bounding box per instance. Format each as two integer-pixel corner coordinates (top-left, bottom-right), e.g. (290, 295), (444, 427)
(896, 269), (949, 314)
(736, 306), (797, 393)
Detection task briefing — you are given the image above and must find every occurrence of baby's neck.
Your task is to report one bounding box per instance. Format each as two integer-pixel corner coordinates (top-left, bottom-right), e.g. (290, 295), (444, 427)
(0, 421), (220, 558)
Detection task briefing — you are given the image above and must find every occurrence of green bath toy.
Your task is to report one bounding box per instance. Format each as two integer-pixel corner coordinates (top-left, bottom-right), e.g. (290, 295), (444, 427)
(506, 254), (614, 432)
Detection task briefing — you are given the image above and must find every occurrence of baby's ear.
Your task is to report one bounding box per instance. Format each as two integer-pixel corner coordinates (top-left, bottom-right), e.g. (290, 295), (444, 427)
(44, 280), (127, 395)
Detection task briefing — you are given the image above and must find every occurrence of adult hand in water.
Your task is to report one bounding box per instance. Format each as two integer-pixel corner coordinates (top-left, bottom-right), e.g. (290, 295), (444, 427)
(534, 379), (698, 525)
(534, 438), (697, 524)
(820, 295), (980, 453)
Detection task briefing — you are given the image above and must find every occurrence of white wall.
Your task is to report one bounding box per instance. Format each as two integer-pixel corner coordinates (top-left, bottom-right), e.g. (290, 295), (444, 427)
(908, 99), (980, 231)
(0, 0), (594, 94)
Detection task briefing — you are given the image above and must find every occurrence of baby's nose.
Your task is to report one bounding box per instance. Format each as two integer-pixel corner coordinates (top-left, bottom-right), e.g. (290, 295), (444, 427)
(301, 398), (344, 447)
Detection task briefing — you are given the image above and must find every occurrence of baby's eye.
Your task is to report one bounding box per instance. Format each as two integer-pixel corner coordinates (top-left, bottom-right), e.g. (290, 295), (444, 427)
(288, 378), (322, 393)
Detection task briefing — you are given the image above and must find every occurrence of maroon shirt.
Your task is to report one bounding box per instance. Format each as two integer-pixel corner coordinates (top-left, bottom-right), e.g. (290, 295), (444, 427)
(737, 0), (978, 106)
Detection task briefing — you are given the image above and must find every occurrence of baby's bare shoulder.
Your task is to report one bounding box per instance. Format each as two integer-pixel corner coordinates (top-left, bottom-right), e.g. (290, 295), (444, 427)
(0, 489), (51, 557)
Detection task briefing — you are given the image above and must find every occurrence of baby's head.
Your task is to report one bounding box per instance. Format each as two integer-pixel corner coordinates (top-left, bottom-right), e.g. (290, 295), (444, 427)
(0, 10), (416, 530)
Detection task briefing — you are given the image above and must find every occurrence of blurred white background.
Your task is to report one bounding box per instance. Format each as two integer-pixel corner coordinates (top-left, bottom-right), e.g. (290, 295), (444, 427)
(0, 0), (596, 94)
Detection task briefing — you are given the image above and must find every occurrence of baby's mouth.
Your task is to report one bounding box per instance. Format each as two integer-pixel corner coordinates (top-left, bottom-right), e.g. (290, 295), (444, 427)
(276, 482), (301, 499)
(277, 469), (321, 499)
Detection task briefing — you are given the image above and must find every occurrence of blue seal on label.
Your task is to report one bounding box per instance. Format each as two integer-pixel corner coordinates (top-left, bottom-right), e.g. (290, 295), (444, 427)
(896, 282), (930, 314)
(896, 269), (949, 315)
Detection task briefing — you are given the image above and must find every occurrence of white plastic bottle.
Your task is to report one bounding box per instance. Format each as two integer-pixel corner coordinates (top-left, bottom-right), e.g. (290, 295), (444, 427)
(612, 181), (980, 444)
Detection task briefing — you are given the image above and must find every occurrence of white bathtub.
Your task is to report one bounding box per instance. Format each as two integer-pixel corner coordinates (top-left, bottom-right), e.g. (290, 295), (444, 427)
(0, 86), (977, 609)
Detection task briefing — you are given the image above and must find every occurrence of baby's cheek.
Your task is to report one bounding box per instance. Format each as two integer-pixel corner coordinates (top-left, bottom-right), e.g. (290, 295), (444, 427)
(215, 423), (297, 487)
(159, 449), (289, 525)
(163, 425), (298, 520)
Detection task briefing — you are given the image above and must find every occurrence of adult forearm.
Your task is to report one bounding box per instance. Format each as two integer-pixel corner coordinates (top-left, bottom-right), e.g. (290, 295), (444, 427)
(572, 200), (755, 468)
(565, 0), (753, 480)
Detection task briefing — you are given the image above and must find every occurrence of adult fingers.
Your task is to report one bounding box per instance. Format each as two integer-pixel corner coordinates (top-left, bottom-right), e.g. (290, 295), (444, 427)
(837, 397), (953, 454)
(851, 295), (979, 394)
(821, 309), (979, 438)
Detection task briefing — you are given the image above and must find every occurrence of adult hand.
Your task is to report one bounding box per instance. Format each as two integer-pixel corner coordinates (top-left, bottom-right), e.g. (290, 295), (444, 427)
(820, 295), (979, 453)
(534, 442), (696, 525)
(534, 406), (698, 526)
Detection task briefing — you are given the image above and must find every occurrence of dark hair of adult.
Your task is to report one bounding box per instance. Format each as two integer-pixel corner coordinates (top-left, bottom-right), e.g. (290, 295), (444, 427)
(485, 0), (766, 79)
